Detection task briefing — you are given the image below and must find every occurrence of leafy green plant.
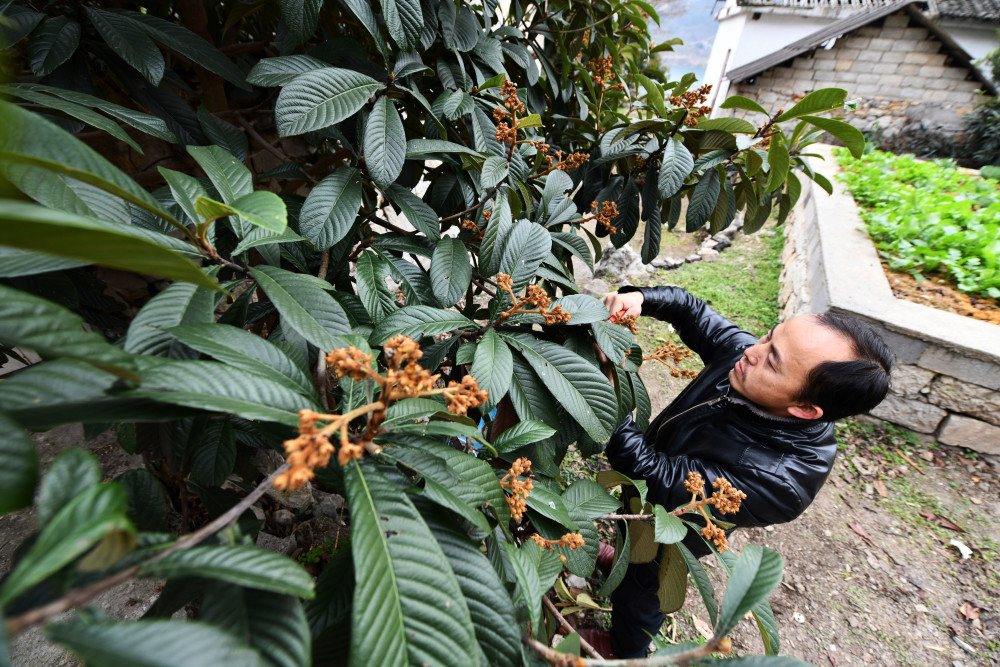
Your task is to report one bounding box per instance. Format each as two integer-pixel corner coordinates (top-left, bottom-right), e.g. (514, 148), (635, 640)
(835, 148), (1000, 298)
(0, 0), (849, 664)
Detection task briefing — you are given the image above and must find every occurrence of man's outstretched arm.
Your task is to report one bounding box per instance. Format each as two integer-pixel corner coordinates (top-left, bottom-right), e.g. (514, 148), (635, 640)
(603, 286), (754, 364)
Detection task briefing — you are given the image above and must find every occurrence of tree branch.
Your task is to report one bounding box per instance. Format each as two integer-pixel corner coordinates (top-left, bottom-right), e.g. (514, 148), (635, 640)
(524, 633), (728, 665)
(5, 465), (289, 636)
(541, 595), (604, 660)
(439, 183), (502, 223)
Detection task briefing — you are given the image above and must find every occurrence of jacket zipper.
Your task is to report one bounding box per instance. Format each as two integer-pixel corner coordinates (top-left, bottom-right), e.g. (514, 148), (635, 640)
(654, 388), (730, 435)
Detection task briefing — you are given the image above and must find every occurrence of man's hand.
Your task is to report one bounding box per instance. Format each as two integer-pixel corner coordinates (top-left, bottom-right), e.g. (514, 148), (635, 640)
(602, 291), (643, 321)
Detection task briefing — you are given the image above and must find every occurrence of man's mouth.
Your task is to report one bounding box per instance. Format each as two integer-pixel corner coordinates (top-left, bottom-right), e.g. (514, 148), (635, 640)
(735, 358), (745, 380)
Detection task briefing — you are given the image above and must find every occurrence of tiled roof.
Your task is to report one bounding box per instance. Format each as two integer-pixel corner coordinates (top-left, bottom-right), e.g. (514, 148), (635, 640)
(936, 0), (1000, 21)
(735, 0), (1000, 20)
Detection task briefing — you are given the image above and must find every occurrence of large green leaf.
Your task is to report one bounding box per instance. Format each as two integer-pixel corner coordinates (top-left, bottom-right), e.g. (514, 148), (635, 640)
(201, 583), (310, 667)
(0, 413), (38, 516)
(429, 237), (472, 307)
(720, 95), (768, 115)
(26, 17), (81, 77)
(382, 0), (423, 51)
(0, 201), (212, 288)
(470, 328), (512, 412)
(596, 521), (631, 597)
(47, 618), (264, 667)
(685, 167), (720, 231)
(800, 115), (865, 158)
(364, 96), (407, 190)
(369, 305), (475, 345)
(0, 283), (135, 373)
(345, 461), (477, 666)
(499, 220), (552, 293)
(697, 117), (757, 134)
(86, 8), (165, 85)
(195, 191), (287, 233)
(125, 357), (307, 427)
(385, 184), (442, 241)
(773, 88), (848, 123)
(480, 155), (508, 189)
(657, 543), (687, 614)
(409, 441), (510, 527)
(714, 545), (784, 638)
(507, 355), (559, 429)
(355, 251), (398, 321)
(247, 55), (329, 87)
(501, 335), (618, 443)
(299, 168), (362, 250)
(37, 449), (102, 528)
(252, 265), (350, 352)
(278, 0), (323, 45)
(405, 139), (484, 159)
(117, 469), (167, 533)
(491, 420), (556, 453)
(765, 138), (790, 194)
(561, 479), (621, 520)
(678, 542), (718, 627)
(141, 546), (314, 598)
(0, 247), (86, 278)
(169, 323), (317, 399)
(653, 506), (687, 544)
(502, 542), (542, 631)
(124, 279), (217, 358)
(417, 477), (491, 536)
(0, 483), (131, 605)
(658, 138), (693, 200)
(275, 67), (384, 137)
(190, 419), (236, 487)
(423, 511), (520, 667)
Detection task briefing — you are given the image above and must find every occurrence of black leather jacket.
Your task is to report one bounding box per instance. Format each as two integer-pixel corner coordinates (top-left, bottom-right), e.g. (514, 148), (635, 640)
(607, 286), (837, 531)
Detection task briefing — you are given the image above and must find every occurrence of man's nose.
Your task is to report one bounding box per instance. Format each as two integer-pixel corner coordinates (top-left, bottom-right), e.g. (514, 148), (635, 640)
(744, 347), (758, 365)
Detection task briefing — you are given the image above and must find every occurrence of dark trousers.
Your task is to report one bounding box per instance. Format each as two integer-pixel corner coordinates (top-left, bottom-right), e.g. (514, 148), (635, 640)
(609, 558), (664, 658)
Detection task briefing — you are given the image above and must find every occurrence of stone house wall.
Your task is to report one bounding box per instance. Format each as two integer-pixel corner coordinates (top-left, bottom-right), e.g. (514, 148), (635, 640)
(779, 145), (1000, 455)
(727, 10), (988, 139)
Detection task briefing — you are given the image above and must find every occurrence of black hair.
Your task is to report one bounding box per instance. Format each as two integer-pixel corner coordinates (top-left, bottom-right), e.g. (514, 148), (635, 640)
(795, 313), (894, 422)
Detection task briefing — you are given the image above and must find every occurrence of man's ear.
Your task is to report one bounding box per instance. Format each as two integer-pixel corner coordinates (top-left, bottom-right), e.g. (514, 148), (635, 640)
(788, 403), (823, 420)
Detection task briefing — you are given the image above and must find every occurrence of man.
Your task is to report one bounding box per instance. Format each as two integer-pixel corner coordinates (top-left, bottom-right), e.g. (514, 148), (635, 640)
(591, 285), (893, 658)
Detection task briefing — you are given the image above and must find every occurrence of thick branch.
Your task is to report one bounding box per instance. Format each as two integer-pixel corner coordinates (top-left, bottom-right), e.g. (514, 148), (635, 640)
(439, 184), (502, 223)
(5, 465), (289, 636)
(541, 595), (604, 660)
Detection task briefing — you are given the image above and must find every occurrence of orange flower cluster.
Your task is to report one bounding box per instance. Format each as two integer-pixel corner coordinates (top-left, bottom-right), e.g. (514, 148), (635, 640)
(609, 307), (638, 335)
(500, 457), (534, 521)
(644, 341), (697, 379)
(501, 80), (526, 114)
(327, 347), (373, 381)
(711, 478), (747, 515)
(530, 142), (590, 177)
(591, 200), (619, 235)
(670, 84), (714, 126)
(530, 532), (586, 563)
(495, 273), (572, 326)
(684, 470), (705, 495)
(495, 122), (517, 145)
(589, 55), (615, 90)
(461, 218), (479, 231)
(443, 375), (489, 416)
(677, 471), (747, 551)
(702, 523), (728, 550)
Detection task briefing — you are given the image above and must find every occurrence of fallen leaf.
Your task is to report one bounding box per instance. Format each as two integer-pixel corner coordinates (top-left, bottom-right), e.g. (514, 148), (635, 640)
(919, 512), (936, 521)
(849, 522), (871, 541)
(971, 475), (981, 483)
(935, 515), (965, 532)
(873, 479), (887, 497)
(959, 602), (980, 621)
(692, 615), (713, 641)
(970, 498), (982, 505)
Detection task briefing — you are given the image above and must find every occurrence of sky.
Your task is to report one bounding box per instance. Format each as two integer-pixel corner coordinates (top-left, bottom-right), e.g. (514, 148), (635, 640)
(650, 0), (721, 83)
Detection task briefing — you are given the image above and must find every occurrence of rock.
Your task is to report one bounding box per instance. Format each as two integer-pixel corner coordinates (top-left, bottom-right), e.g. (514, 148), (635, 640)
(937, 415), (1000, 455)
(565, 574), (588, 589)
(251, 448), (286, 476)
(927, 376), (1000, 427)
(580, 278), (611, 297)
(594, 244), (650, 279)
(701, 239), (719, 251)
(651, 256), (684, 270)
(711, 234), (732, 250)
(257, 531), (296, 555)
(868, 394), (946, 434)
(699, 248), (720, 262)
(684, 254), (701, 263)
(889, 364), (936, 397)
(272, 509), (295, 527)
(314, 493), (345, 520)
(266, 483), (314, 511)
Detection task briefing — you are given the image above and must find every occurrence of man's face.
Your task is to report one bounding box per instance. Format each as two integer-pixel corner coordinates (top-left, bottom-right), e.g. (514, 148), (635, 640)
(728, 315), (855, 419)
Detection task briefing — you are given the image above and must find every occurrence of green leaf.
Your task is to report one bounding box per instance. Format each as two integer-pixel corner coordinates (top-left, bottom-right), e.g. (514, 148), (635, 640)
(382, 0), (423, 51)
(773, 88), (848, 123)
(492, 420), (556, 453)
(0, 8), (43, 50)
(591, 320), (634, 365)
(252, 265), (350, 352)
(696, 117), (757, 133)
(653, 506), (687, 544)
(503, 542), (542, 632)
(345, 461), (477, 666)
(275, 67), (384, 137)
(47, 618), (265, 667)
(561, 479), (621, 519)
(300, 168), (363, 250)
(516, 113), (542, 129)
(678, 542), (718, 626)
(720, 95), (768, 115)
(429, 237), (472, 308)
(187, 145), (253, 204)
(480, 155), (509, 190)
(169, 323), (317, 399)
(714, 545), (784, 637)
(142, 545), (313, 597)
(126, 357), (307, 427)
(197, 107), (248, 163)
(686, 168), (720, 231)
(370, 305), (475, 345)
(364, 96), (407, 190)
(657, 543), (687, 614)
(0, 283), (135, 373)
(37, 449), (102, 528)
(766, 138), (790, 194)
(800, 115), (865, 158)
(385, 184), (442, 241)
(26, 16), (81, 77)
(247, 55), (329, 87)
(0, 483), (131, 605)
(405, 139), (483, 159)
(125, 279), (217, 358)
(501, 335), (618, 443)
(0, 413), (38, 516)
(658, 138), (693, 200)
(200, 583), (309, 667)
(117, 469), (167, 533)
(500, 220), (552, 293)
(423, 511), (520, 667)
(159, 167), (208, 226)
(195, 192), (287, 234)
(470, 329), (513, 413)
(85, 8), (165, 86)
(278, 0), (323, 45)
(355, 251), (398, 321)
(190, 419), (236, 487)
(340, 0), (390, 62)
(596, 521), (631, 597)
(391, 421), (490, 447)
(418, 477), (491, 535)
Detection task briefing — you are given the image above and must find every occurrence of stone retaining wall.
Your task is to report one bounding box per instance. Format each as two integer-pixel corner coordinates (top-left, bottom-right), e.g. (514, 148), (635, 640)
(779, 144), (1000, 455)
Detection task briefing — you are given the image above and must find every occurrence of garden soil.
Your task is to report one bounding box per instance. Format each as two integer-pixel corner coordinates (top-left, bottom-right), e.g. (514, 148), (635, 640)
(882, 266), (1000, 327)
